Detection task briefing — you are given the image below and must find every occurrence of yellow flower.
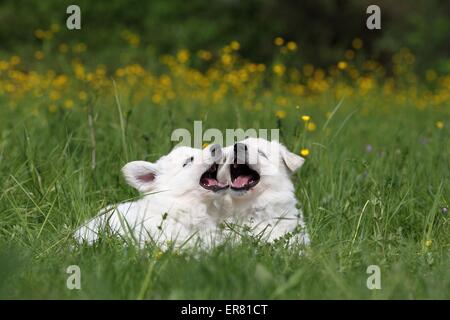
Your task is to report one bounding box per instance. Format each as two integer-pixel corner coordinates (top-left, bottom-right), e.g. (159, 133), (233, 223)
(344, 49), (354, 60)
(301, 115), (311, 122)
(230, 41), (240, 50)
(34, 51), (44, 60)
(273, 63), (285, 76)
(50, 23), (60, 33)
(160, 75), (172, 87)
(352, 38), (363, 50)
(74, 65), (86, 80)
(96, 65), (107, 77)
(73, 43), (87, 53)
(202, 143), (209, 149)
(303, 64), (314, 77)
(64, 99), (74, 109)
(257, 64), (266, 72)
(152, 93), (162, 104)
(307, 122), (317, 131)
(34, 29), (46, 39)
(86, 72), (94, 82)
(436, 121), (444, 129)
(275, 110), (287, 119)
(115, 68), (125, 77)
(300, 148), (310, 157)
(221, 54), (232, 65)
(425, 239), (432, 248)
(10, 56), (20, 66)
(59, 44), (69, 54)
(48, 104), (58, 113)
(49, 90), (61, 101)
(177, 49), (190, 63)
(197, 50), (212, 61)
(276, 96), (288, 106)
(5, 83), (15, 93)
(128, 35), (140, 47)
(53, 75), (68, 88)
(0, 60), (9, 71)
(349, 68), (359, 79)
(78, 91), (87, 101)
(314, 69), (325, 80)
(286, 41), (297, 51)
(337, 61), (347, 70)
(44, 31), (53, 40)
(155, 251), (164, 260)
(274, 37), (284, 46)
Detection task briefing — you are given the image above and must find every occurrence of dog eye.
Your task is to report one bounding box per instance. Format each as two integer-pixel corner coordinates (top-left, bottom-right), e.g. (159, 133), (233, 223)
(182, 156), (194, 167)
(258, 150), (268, 159)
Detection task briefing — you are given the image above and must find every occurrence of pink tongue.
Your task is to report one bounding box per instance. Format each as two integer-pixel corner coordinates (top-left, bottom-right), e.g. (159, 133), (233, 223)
(232, 175), (252, 188)
(202, 178), (218, 186)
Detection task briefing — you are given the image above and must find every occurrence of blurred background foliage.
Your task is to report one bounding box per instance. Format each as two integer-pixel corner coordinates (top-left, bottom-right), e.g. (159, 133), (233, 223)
(0, 0), (448, 73)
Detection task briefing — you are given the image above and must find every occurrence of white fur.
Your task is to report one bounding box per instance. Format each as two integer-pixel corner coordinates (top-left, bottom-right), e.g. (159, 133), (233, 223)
(215, 138), (310, 245)
(74, 145), (226, 248)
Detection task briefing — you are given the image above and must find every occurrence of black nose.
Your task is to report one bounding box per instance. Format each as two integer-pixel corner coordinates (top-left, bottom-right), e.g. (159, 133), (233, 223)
(210, 144), (222, 161)
(233, 143), (247, 164)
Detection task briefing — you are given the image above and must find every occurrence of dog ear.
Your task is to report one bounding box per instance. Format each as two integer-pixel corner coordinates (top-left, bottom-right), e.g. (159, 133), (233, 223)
(280, 145), (305, 173)
(121, 161), (159, 193)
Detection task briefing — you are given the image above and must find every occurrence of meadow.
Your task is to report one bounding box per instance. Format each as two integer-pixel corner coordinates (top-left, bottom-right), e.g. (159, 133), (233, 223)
(0, 29), (449, 299)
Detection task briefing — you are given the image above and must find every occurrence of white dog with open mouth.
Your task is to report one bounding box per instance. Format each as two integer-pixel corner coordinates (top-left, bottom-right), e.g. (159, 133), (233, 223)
(75, 144), (228, 248)
(215, 137), (310, 245)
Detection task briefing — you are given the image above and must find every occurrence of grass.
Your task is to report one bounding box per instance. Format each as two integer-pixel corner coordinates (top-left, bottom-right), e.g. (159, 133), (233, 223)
(0, 90), (448, 299)
(0, 41), (449, 299)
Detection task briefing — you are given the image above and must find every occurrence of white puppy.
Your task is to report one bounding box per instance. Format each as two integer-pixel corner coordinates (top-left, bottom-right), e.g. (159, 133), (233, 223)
(75, 144), (228, 248)
(216, 137), (310, 245)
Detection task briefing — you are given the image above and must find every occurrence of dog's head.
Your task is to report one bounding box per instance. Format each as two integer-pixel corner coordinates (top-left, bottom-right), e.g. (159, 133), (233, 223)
(121, 144), (228, 200)
(218, 137), (304, 197)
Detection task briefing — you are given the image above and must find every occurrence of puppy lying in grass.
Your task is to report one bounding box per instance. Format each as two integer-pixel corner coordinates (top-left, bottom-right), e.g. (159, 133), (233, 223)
(216, 138), (310, 245)
(75, 144), (228, 248)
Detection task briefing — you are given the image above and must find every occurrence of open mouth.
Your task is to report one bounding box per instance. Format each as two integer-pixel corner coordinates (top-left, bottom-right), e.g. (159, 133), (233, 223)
(200, 163), (229, 192)
(230, 163), (260, 191)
